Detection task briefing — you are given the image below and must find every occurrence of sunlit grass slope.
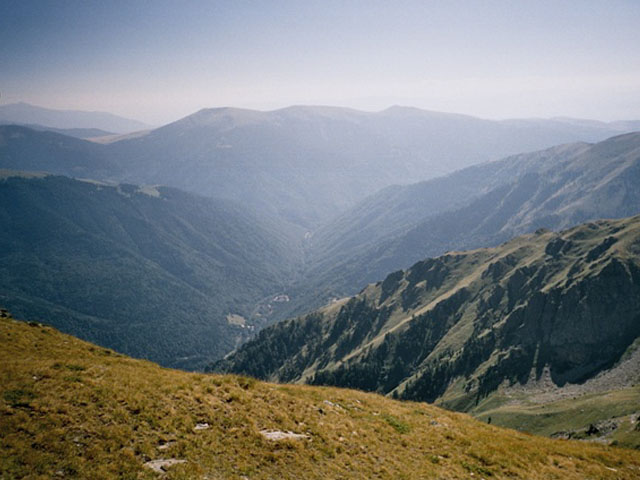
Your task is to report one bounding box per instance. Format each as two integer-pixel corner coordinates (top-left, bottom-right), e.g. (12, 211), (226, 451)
(1, 315), (639, 479)
(472, 386), (640, 449)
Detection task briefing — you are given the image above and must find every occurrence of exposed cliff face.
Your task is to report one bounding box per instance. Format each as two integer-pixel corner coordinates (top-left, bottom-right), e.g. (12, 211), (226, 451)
(214, 216), (640, 411)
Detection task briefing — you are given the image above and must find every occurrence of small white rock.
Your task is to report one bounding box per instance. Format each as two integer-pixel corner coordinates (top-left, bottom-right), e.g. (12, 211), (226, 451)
(259, 429), (310, 441)
(144, 459), (186, 473)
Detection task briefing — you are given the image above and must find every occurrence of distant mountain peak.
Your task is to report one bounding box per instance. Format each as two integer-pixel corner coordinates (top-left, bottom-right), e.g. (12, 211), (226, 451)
(380, 105), (481, 121)
(167, 106), (267, 130)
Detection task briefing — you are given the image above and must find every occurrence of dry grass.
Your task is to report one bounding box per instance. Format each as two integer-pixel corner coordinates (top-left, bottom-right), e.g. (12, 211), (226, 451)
(1, 315), (639, 479)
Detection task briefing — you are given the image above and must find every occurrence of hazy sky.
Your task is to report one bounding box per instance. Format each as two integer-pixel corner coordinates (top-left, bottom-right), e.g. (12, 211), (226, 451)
(1, 0), (639, 124)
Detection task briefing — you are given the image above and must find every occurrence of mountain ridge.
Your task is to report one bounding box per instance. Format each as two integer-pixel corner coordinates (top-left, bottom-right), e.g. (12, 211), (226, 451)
(3, 128), (640, 369)
(284, 132), (640, 317)
(104, 106), (640, 228)
(0, 102), (150, 133)
(0, 125), (116, 180)
(2, 104), (639, 231)
(214, 215), (640, 439)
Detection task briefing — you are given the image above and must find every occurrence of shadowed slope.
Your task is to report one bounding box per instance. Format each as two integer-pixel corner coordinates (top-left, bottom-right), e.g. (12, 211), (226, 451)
(0, 174), (301, 369)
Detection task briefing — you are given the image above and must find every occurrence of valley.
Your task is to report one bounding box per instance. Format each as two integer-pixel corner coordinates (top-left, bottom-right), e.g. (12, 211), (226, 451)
(0, 173), (302, 369)
(291, 132), (640, 316)
(2, 117), (640, 371)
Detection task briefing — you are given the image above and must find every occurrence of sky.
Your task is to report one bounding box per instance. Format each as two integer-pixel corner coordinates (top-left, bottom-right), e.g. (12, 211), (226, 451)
(1, 0), (639, 125)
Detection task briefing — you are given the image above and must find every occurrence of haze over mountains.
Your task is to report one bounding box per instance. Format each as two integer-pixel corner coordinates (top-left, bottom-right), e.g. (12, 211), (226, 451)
(4, 124), (115, 139)
(1, 103), (640, 370)
(104, 105), (640, 228)
(292, 132), (640, 314)
(1, 100), (640, 462)
(0, 125), (117, 179)
(4, 2), (640, 475)
(0, 102), (150, 134)
(2, 103), (639, 230)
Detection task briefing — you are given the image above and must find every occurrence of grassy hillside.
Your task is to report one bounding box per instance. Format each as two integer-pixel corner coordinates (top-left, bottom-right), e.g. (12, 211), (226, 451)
(0, 174), (302, 369)
(471, 386), (640, 450)
(215, 215), (640, 443)
(2, 314), (639, 479)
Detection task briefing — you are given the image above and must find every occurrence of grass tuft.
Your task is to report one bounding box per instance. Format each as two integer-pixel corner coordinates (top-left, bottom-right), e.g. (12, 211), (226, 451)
(382, 413), (411, 434)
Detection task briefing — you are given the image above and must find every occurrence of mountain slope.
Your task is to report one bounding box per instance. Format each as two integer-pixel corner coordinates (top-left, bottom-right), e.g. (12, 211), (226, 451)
(105, 106), (638, 228)
(2, 314), (639, 479)
(294, 132), (640, 314)
(215, 216), (640, 437)
(0, 125), (117, 179)
(0, 174), (301, 369)
(1, 123), (116, 139)
(0, 102), (150, 133)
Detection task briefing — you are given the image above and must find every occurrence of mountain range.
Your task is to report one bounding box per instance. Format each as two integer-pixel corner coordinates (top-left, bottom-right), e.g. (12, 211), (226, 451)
(0, 125), (118, 179)
(3, 123), (115, 139)
(214, 215), (640, 443)
(2, 101), (640, 456)
(104, 106), (640, 228)
(2, 115), (640, 369)
(2, 104), (639, 230)
(286, 132), (640, 316)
